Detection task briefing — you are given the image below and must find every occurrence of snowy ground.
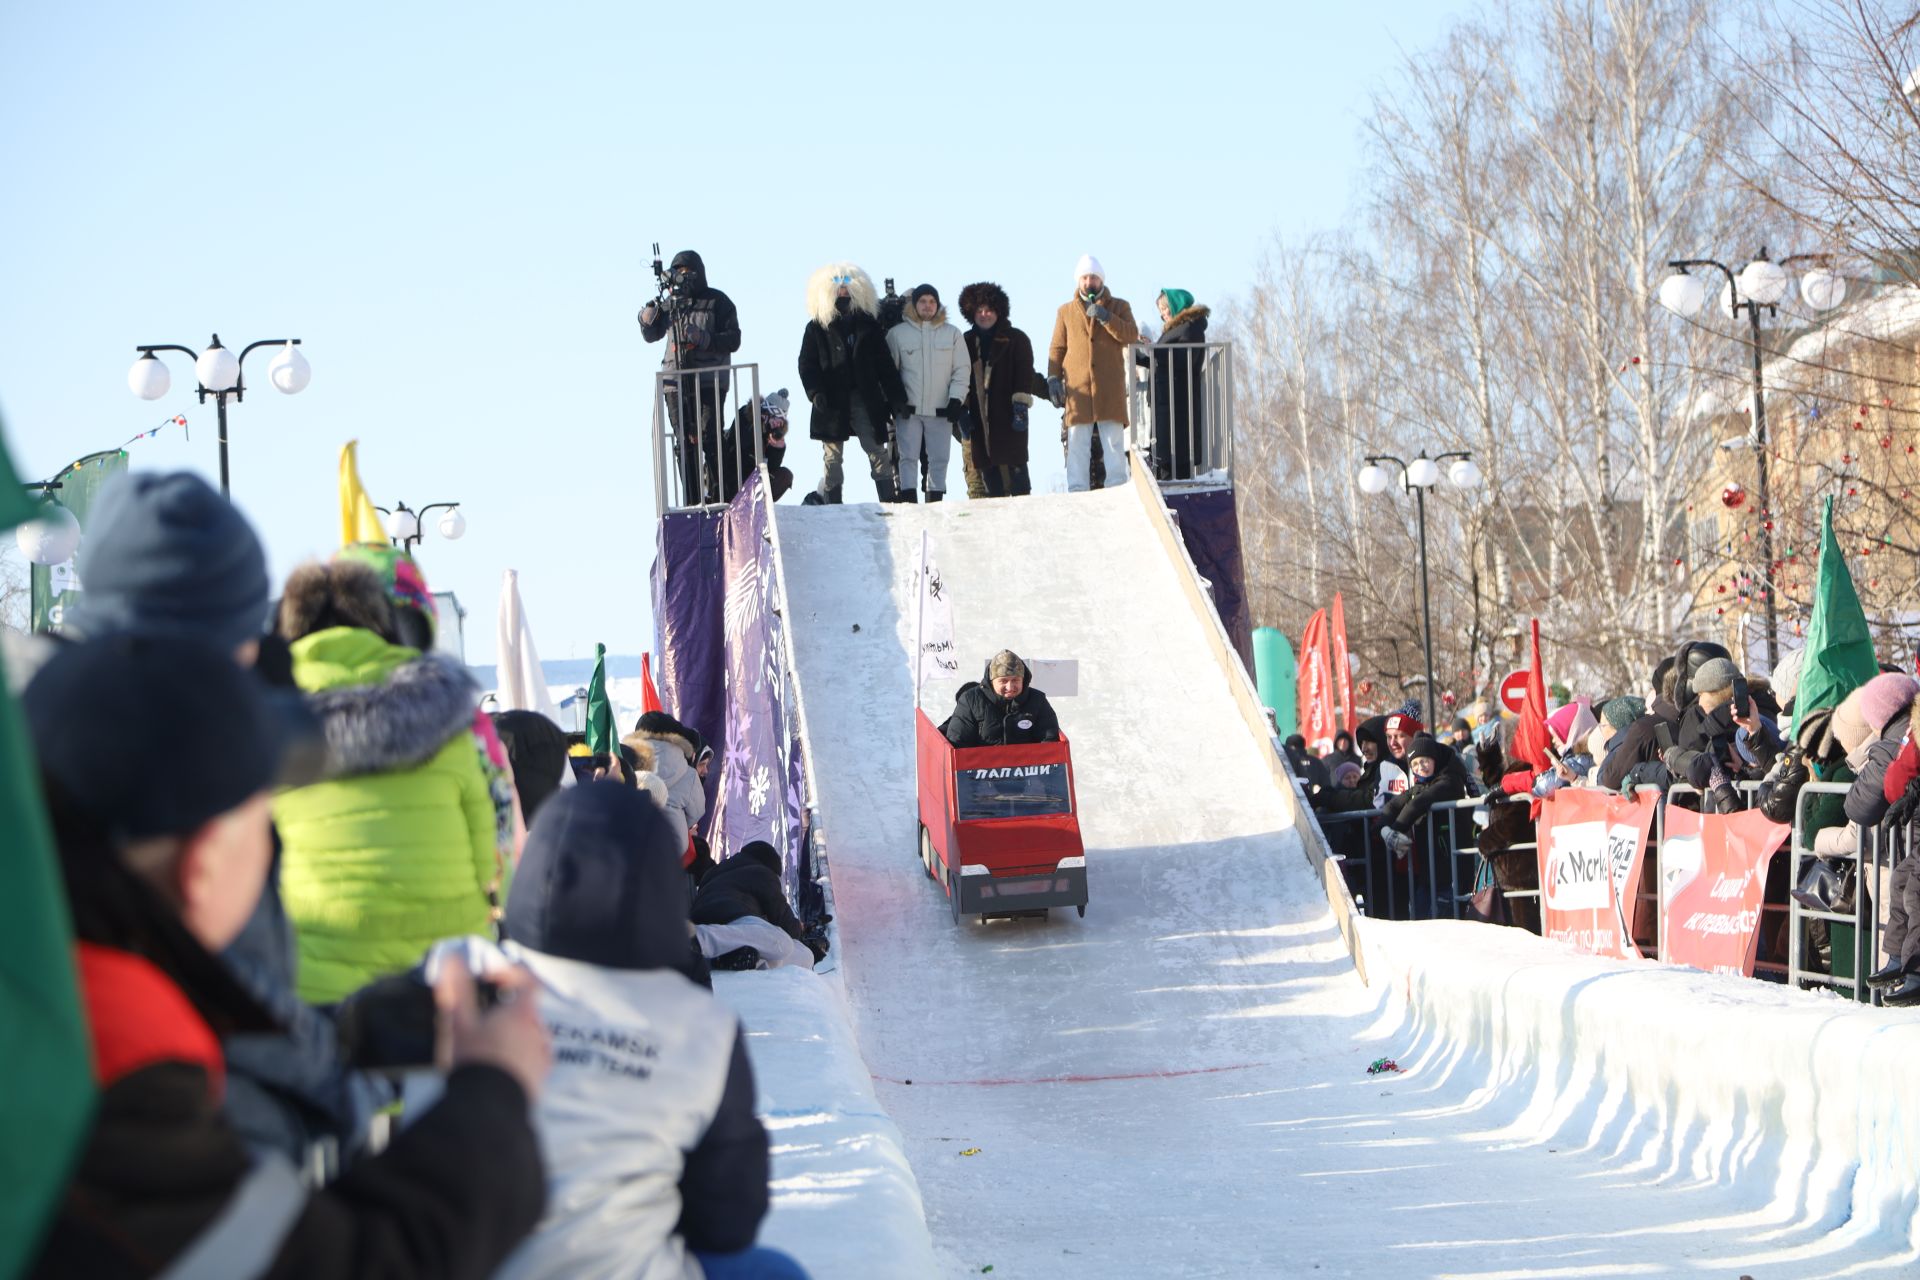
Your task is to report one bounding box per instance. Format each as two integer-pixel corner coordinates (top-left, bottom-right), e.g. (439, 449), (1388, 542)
(768, 486), (1917, 1278)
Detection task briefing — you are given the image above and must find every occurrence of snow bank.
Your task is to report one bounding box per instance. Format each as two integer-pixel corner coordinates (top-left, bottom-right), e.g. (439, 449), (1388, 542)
(712, 966), (938, 1276)
(1366, 918), (1920, 1254)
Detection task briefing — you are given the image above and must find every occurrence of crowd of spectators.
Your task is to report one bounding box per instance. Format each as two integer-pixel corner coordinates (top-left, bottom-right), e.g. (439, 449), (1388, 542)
(15, 470), (810, 1278)
(1285, 637), (1920, 990)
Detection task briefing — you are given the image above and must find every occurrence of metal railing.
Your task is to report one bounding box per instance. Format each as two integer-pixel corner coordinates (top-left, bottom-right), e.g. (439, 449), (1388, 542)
(1126, 341), (1234, 487)
(652, 361), (767, 516)
(1784, 781), (1876, 1001)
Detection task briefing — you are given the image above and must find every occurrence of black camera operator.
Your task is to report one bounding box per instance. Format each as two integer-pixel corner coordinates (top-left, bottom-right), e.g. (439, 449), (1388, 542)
(640, 248), (742, 505)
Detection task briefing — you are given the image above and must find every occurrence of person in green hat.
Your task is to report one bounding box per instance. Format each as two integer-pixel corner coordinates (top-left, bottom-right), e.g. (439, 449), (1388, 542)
(1139, 287), (1211, 480)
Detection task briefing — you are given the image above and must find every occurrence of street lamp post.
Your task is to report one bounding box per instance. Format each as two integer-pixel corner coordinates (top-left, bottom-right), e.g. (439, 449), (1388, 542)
(1656, 249), (1847, 669)
(1357, 450), (1482, 721)
(127, 335), (310, 496)
(374, 500), (467, 553)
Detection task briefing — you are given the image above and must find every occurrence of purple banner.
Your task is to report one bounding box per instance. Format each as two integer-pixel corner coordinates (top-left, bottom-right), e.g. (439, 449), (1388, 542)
(708, 471), (809, 897)
(652, 506), (725, 814)
(1166, 487), (1254, 670)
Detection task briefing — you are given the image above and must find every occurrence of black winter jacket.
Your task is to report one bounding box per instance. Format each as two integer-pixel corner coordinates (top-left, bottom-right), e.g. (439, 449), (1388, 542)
(798, 310), (909, 443)
(1384, 750), (1469, 835)
(1598, 711), (1676, 791)
(34, 946), (545, 1280)
(941, 659), (1060, 748)
(692, 842), (806, 941)
(1139, 304), (1210, 479)
(639, 251), (742, 376)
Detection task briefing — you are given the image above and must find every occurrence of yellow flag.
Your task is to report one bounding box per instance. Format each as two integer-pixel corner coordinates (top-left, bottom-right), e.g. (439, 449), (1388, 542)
(339, 441), (388, 547)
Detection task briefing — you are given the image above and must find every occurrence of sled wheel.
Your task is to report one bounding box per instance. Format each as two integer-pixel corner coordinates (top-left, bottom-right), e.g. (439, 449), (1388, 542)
(948, 860), (962, 925)
(1076, 903), (1086, 918)
(919, 825), (936, 881)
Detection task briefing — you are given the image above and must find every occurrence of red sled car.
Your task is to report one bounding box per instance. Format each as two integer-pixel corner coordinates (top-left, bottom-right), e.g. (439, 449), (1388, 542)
(915, 709), (1088, 922)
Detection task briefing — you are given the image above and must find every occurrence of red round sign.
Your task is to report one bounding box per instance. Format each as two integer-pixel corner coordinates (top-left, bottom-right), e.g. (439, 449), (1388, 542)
(1498, 669), (1531, 714)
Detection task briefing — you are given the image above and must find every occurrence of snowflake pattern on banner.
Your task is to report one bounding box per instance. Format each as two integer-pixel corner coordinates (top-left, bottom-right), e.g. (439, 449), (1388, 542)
(708, 470), (806, 897)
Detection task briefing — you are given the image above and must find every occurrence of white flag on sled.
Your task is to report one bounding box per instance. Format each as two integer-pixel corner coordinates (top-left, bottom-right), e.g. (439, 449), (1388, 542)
(913, 530), (958, 704)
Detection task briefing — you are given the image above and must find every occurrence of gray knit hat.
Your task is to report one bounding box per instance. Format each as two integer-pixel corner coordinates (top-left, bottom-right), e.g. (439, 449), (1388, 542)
(70, 471), (270, 652)
(1602, 696), (1646, 731)
(1769, 649), (1806, 709)
(1693, 657), (1740, 696)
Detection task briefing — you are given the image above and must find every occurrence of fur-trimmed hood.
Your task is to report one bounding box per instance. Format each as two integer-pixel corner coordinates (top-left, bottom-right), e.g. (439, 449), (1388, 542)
(301, 646), (480, 781)
(807, 262), (878, 329)
(957, 281), (1011, 325)
(630, 710), (698, 765)
(1162, 304), (1210, 333)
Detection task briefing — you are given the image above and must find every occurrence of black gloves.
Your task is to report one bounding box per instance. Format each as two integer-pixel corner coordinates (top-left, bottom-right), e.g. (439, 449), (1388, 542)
(1885, 781), (1920, 833)
(944, 398), (965, 422)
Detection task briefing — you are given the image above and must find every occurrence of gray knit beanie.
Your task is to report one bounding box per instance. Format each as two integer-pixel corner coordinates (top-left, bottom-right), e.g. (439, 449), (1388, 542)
(69, 471), (270, 652)
(1769, 649), (1806, 709)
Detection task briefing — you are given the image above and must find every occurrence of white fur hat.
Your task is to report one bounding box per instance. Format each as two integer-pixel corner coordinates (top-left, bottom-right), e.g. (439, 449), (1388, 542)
(1075, 254), (1105, 281)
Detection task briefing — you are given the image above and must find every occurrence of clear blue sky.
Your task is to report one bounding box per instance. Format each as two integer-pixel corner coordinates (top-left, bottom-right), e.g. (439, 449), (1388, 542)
(0, 2), (1468, 665)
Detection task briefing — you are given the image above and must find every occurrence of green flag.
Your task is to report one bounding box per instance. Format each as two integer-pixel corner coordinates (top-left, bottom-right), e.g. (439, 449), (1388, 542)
(1793, 496), (1879, 731)
(0, 423), (94, 1274)
(585, 642), (615, 758)
(30, 449), (129, 632)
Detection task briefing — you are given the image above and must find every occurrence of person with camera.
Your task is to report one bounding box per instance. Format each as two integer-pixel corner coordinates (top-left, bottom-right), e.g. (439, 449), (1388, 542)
(25, 633), (551, 1278)
(640, 250), (742, 506)
(886, 283), (969, 503)
(1047, 254), (1139, 493)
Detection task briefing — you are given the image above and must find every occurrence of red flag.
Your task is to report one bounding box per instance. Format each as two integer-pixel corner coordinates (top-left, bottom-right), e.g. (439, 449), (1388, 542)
(1330, 592), (1356, 735)
(640, 652), (664, 715)
(1296, 609), (1336, 752)
(1512, 618), (1553, 772)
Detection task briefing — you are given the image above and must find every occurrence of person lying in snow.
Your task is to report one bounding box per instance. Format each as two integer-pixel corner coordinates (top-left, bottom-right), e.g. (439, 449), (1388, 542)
(941, 649), (1061, 748)
(691, 841), (822, 971)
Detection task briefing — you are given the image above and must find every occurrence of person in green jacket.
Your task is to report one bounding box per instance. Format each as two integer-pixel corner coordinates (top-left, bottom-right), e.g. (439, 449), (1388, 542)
(273, 559), (501, 1005)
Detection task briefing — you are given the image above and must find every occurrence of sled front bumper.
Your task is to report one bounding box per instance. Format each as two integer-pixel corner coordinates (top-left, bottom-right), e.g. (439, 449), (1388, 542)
(956, 857), (1087, 915)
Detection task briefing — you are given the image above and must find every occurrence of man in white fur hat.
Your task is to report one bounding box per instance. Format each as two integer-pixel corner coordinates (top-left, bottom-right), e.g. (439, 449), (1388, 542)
(1048, 254), (1139, 492)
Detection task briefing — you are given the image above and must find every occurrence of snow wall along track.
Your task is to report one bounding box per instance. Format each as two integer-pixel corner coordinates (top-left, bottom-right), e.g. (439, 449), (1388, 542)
(768, 471), (1920, 1278)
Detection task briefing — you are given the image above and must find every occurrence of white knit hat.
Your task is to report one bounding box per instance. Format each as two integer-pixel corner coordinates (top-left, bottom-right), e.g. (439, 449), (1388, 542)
(1074, 254), (1105, 281)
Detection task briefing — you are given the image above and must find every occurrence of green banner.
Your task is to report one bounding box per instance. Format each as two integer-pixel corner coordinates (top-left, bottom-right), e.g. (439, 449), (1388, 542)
(29, 450), (128, 632)
(0, 419), (95, 1273)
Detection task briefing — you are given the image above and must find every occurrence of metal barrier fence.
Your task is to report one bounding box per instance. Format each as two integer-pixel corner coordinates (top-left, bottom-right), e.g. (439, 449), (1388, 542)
(1312, 768), (1915, 1007)
(1126, 341), (1234, 486)
(652, 361), (767, 516)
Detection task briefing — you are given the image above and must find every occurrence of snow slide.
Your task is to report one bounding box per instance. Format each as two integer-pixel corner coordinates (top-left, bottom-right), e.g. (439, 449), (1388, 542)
(768, 482), (1915, 1277)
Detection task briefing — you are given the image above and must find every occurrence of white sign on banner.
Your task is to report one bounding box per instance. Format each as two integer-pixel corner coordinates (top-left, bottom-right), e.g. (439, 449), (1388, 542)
(913, 531), (958, 702)
(1541, 820), (1612, 913)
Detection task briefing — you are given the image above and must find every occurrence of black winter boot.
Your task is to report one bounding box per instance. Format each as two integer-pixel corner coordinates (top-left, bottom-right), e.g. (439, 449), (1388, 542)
(1867, 960), (1912, 989)
(712, 946), (763, 971)
(926, 490), (945, 502)
(802, 490), (826, 507)
(896, 487), (918, 504)
(1883, 975), (1920, 1006)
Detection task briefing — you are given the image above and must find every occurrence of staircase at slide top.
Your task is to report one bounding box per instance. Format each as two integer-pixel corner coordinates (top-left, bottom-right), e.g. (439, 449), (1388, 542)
(768, 483), (1915, 1278)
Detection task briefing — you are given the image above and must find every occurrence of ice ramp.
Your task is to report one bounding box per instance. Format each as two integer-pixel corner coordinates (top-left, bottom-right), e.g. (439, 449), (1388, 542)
(774, 481), (1366, 1272)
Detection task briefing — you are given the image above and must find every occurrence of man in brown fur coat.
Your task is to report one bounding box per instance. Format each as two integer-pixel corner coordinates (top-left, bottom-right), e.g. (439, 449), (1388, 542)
(1048, 254), (1139, 492)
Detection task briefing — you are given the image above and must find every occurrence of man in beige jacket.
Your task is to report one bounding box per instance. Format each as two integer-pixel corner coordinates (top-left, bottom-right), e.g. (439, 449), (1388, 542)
(1048, 254), (1139, 492)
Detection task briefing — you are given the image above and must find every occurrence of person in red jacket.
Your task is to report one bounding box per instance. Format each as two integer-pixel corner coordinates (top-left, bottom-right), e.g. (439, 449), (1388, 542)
(25, 633), (553, 1278)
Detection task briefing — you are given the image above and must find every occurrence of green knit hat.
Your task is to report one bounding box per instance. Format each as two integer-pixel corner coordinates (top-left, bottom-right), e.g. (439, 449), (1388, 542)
(1159, 288), (1194, 317)
(1601, 696), (1646, 731)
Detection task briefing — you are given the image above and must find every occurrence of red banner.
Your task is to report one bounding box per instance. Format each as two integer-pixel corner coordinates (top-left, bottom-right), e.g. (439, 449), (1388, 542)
(1659, 808), (1791, 976)
(1512, 618), (1553, 772)
(1330, 592), (1356, 735)
(1536, 788), (1656, 960)
(1297, 609), (1336, 753)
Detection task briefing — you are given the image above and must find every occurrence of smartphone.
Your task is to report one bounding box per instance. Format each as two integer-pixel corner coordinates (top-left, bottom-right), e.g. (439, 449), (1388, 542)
(1731, 674), (1750, 720)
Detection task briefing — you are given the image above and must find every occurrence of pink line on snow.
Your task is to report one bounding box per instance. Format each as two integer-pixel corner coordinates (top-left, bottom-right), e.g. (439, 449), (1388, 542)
(873, 1062), (1265, 1088)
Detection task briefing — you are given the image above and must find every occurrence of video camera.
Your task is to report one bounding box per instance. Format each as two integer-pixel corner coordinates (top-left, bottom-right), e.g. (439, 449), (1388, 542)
(650, 242), (679, 311)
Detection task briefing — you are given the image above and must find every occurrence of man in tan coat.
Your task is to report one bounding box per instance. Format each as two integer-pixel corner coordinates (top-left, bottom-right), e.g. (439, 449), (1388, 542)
(1048, 254), (1139, 492)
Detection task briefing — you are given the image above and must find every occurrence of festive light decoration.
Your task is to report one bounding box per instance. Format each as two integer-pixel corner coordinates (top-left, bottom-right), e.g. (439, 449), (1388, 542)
(123, 414), (188, 449)
(1721, 482), (1747, 509)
